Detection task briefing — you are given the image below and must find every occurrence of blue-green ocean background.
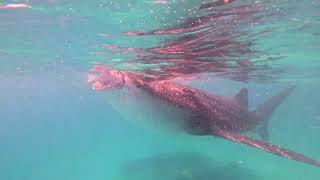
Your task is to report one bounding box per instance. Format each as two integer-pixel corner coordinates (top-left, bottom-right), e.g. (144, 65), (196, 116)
(0, 0), (320, 179)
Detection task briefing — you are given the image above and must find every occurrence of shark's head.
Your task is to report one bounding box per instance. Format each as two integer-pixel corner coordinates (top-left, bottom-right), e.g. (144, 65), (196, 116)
(88, 64), (125, 91)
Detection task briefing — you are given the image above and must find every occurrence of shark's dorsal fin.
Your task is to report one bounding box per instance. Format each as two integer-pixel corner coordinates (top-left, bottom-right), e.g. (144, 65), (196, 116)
(234, 88), (248, 109)
(212, 128), (320, 167)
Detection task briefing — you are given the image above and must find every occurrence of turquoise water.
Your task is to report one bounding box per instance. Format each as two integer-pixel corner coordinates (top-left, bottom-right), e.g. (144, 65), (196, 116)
(0, 0), (320, 179)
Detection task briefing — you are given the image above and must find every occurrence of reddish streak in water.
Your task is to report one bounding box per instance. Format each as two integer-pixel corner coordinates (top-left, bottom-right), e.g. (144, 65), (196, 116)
(98, 33), (112, 37)
(152, 0), (167, 5)
(0, 3), (31, 9)
(199, 0), (236, 9)
(95, 0), (279, 82)
(237, 60), (253, 67)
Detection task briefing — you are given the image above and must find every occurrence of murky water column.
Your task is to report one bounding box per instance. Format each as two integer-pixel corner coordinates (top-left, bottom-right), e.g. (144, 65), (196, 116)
(0, 0), (320, 180)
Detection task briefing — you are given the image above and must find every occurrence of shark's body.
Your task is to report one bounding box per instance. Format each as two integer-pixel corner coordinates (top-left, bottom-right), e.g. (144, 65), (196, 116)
(89, 67), (320, 167)
(141, 80), (256, 134)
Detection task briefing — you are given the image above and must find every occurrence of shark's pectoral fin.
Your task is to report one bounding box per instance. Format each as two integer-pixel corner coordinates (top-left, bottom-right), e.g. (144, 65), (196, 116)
(184, 114), (210, 136)
(234, 88), (248, 109)
(212, 128), (320, 167)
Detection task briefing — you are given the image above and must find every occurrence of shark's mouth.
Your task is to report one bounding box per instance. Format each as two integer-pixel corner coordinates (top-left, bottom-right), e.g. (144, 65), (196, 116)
(87, 64), (126, 91)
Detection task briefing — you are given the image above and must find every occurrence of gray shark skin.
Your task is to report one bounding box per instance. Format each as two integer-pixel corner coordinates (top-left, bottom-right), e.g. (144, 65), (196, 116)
(89, 68), (320, 167)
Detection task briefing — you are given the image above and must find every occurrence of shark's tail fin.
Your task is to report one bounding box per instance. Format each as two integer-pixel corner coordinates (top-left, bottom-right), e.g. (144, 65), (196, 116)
(255, 85), (295, 141)
(213, 128), (320, 167)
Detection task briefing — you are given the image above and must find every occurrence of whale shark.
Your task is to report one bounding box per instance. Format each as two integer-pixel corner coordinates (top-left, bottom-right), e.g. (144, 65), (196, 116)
(88, 64), (320, 167)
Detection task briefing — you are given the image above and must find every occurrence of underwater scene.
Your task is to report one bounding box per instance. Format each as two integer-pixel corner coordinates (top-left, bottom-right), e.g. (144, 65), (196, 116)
(0, 0), (320, 179)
